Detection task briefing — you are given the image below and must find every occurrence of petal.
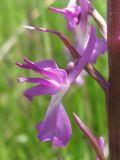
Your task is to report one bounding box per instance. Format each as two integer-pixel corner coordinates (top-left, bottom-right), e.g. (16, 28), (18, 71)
(49, 7), (66, 15)
(89, 38), (107, 64)
(65, 11), (79, 31)
(16, 59), (58, 69)
(80, 0), (89, 31)
(17, 77), (57, 85)
(24, 84), (60, 101)
(75, 70), (87, 86)
(79, 26), (96, 62)
(75, 74), (85, 86)
(17, 58), (67, 83)
(75, 27), (107, 64)
(95, 39), (107, 55)
(49, 0), (81, 31)
(75, 26), (91, 55)
(36, 104), (72, 147)
(34, 59), (59, 69)
(68, 27), (96, 83)
(16, 62), (32, 69)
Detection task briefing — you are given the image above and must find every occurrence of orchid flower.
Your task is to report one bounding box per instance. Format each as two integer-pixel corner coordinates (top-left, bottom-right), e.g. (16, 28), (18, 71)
(16, 27), (96, 147)
(49, 0), (89, 31)
(16, 58), (71, 147)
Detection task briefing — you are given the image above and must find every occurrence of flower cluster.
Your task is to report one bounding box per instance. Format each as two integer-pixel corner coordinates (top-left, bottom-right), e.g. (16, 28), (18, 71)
(16, 0), (107, 159)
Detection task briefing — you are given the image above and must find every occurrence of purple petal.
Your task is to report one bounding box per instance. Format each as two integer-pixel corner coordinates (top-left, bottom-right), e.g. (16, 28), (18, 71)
(16, 59), (58, 69)
(36, 104), (72, 147)
(75, 26), (91, 56)
(89, 38), (107, 64)
(49, 7), (66, 15)
(80, 0), (89, 31)
(34, 59), (58, 69)
(75, 74), (84, 85)
(17, 77), (58, 85)
(75, 70), (87, 86)
(75, 28), (107, 64)
(16, 62), (32, 69)
(49, 0), (81, 31)
(24, 59), (67, 83)
(65, 7), (81, 31)
(68, 27), (96, 83)
(16, 58), (67, 84)
(24, 84), (60, 101)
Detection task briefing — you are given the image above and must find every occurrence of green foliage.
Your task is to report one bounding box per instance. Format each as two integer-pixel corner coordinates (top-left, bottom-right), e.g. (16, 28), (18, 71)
(0, 0), (107, 159)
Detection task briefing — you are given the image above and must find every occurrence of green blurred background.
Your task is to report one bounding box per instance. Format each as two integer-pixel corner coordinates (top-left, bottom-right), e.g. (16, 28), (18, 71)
(0, 0), (108, 159)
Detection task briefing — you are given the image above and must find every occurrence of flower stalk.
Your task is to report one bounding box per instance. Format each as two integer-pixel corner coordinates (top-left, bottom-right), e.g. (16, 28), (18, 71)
(107, 0), (120, 159)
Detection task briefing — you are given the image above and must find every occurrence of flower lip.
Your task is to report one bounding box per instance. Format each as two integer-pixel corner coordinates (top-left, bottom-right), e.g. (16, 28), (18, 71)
(36, 104), (72, 147)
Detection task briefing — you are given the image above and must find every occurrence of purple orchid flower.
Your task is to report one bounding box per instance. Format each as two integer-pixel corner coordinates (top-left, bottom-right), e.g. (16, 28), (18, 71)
(16, 27), (96, 147)
(49, 0), (89, 31)
(16, 58), (71, 147)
